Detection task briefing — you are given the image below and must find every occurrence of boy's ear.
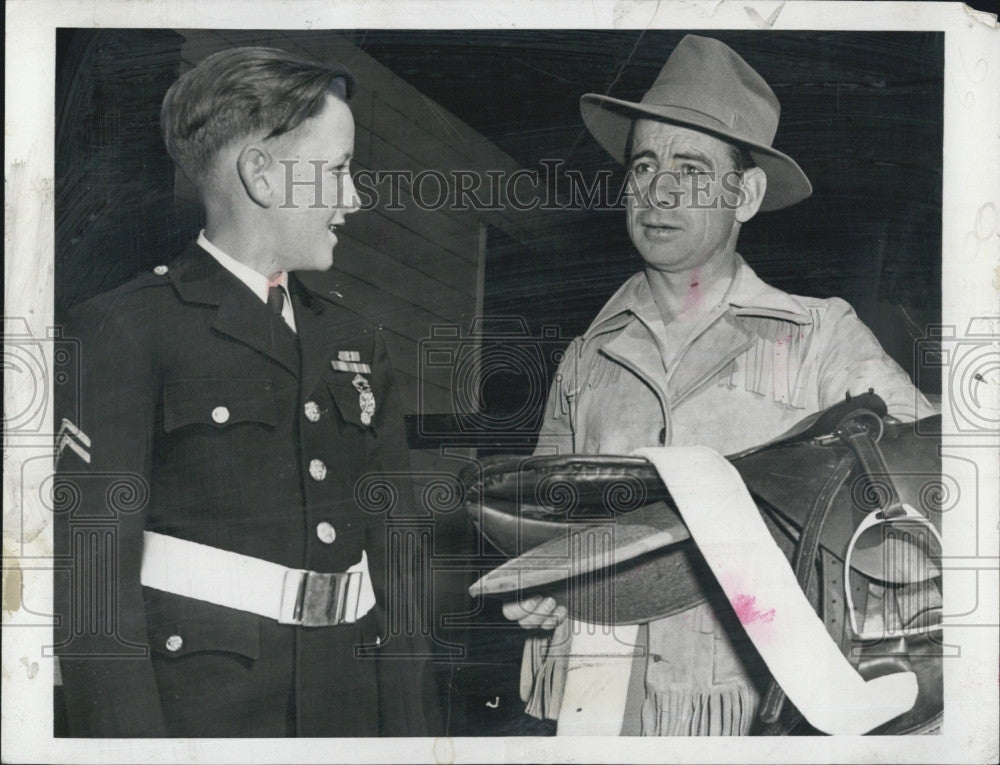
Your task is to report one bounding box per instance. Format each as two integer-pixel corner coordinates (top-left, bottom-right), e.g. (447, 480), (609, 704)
(236, 144), (275, 207)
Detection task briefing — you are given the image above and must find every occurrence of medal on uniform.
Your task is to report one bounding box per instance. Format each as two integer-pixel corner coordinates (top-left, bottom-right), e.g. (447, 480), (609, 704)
(352, 374), (376, 426)
(331, 350), (371, 374)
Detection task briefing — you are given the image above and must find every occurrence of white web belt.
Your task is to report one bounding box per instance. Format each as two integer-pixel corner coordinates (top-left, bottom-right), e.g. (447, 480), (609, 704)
(140, 531), (376, 626)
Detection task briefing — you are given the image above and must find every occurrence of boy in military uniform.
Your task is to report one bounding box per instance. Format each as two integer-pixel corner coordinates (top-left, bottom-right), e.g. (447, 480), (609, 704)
(55, 46), (438, 737)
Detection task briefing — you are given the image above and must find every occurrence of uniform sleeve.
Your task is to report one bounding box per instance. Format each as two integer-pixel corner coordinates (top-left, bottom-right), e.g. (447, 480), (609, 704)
(814, 298), (937, 422)
(533, 338), (583, 456)
(54, 296), (168, 737)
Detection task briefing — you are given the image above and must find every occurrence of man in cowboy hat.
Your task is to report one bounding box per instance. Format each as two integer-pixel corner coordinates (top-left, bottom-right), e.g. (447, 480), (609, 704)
(503, 34), (935, 735)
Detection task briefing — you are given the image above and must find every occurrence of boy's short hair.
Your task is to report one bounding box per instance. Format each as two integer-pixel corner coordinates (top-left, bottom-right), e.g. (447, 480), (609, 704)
(161, 46), (356, 188)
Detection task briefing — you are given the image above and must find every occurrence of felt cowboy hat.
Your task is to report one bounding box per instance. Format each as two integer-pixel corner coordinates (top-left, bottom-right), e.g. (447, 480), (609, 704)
(580, 34), (812, 212)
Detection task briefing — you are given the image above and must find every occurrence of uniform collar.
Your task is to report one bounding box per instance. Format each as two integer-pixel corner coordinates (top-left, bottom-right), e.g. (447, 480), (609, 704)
(196, 230), (288, 304)
(586, 253), (812, 338)
(167, 241), (342, 313)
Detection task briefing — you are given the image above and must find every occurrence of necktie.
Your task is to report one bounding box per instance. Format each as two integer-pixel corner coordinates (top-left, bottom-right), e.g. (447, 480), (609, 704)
(266, 284), (285, 316)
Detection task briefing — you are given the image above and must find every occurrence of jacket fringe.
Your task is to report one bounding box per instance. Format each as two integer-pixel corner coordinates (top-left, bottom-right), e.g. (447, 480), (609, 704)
(521, 630), (570, 720)
(641, 682), (755, 736)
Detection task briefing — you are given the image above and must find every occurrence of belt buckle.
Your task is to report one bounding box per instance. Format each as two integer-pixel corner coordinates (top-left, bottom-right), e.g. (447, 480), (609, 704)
(278, 569), (362, 627)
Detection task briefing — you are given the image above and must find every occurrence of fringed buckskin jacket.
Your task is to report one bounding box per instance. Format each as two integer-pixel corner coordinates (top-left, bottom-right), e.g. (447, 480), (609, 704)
(523, 256), (935, 736)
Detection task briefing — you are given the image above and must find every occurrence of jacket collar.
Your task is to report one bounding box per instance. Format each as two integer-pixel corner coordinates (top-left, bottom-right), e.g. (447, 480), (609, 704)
(166, 244), (302, 375)
(585, 254), (812, 339)
(166, 242), (236, 306)
(167, 245), (368, 385)
(587, 255), (813, 408)
(167, 243), (343, 311)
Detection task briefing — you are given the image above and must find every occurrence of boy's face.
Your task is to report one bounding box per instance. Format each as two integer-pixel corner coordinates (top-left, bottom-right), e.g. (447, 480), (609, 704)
(265, 93), (358, 272)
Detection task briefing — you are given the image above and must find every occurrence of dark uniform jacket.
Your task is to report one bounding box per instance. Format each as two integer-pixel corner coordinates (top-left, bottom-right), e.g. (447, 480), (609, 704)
(54, 243), (439, 737)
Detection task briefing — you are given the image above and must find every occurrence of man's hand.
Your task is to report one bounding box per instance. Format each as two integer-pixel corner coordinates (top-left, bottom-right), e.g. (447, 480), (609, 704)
(501, 595), (568, 630)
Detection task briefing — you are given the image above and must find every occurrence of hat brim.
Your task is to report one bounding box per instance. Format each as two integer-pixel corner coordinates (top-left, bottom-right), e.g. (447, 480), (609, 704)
(580, 93), (812, 212)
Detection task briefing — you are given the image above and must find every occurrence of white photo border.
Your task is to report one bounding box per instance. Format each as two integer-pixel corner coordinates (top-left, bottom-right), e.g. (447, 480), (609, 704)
(4, 1), (998, 763)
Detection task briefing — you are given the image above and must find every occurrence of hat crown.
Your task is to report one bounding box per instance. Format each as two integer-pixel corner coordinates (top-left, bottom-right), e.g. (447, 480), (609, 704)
(578, 34), (812, 210)
(639, 35), (779, 147)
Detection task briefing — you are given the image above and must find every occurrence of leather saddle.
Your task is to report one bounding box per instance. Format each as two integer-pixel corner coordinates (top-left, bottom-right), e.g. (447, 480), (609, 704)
(464, 393), (944, 734)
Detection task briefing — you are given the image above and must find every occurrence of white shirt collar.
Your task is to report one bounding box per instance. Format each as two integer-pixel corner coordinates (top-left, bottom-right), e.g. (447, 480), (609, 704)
(197, 230), (289, 303)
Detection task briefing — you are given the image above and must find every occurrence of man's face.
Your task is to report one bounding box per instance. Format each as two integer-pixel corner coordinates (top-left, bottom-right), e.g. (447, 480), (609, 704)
(625, 119), (745, 274)
(266, 93), (358, 272)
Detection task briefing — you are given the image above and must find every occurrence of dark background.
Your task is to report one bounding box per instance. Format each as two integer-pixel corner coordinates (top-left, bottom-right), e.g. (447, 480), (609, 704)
(54, 28), (944, 736)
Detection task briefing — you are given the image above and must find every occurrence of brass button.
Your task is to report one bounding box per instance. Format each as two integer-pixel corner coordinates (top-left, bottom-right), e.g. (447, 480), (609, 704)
(309, 459), (327, 481)
(211, 406), (230, 424)
(165, 634), (184, 652)
(304, 401), (321, 422)
(316, 522), (336, 544)
(153, 265), (169, 276)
